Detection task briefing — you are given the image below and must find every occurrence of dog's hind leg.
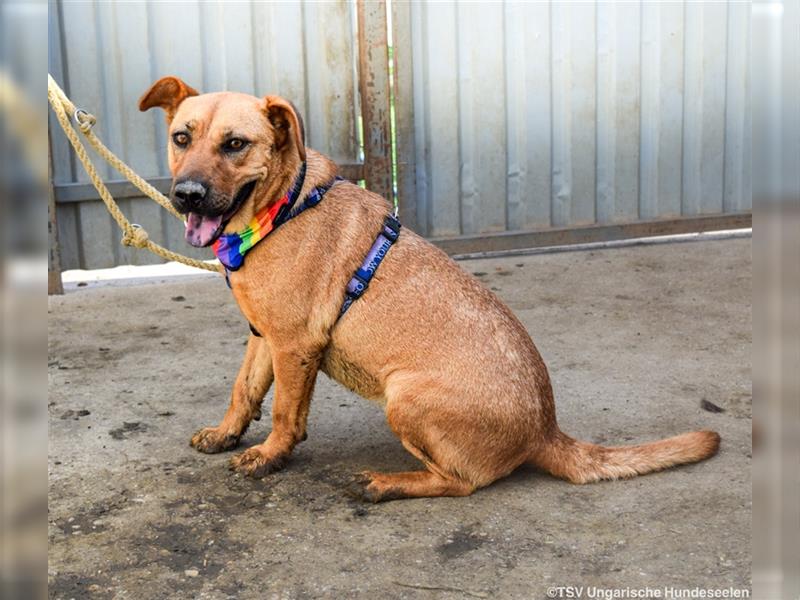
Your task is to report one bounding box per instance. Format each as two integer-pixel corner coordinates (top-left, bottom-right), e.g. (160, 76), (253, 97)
(352, 383), (532, 501)
(355, 469), (475, 502)
(191, 334), (274, 453)
(352, 400), (480, 502)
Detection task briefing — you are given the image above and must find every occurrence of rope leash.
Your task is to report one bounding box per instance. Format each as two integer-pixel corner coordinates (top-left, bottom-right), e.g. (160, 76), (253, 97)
(47, 75), (220, 273)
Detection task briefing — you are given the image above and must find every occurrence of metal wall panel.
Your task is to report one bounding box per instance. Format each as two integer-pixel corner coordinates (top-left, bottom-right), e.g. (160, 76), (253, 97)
(402, 0), (751, 238)
(49, 0), (358, 269)
(51, 0), (751, 270)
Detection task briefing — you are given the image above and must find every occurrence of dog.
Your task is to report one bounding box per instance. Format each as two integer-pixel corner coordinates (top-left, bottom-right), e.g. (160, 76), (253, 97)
(139, 76), (720, 502)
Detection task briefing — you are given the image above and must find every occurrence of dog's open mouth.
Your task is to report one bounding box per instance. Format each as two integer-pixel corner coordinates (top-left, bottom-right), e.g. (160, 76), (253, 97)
(184, 180), (258, 248)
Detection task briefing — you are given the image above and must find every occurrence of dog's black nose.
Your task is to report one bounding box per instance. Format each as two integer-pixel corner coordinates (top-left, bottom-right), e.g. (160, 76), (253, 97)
(172, 179), (208, 210)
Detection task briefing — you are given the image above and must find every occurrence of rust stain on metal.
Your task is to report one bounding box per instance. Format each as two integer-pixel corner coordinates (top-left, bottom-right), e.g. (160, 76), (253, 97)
(357, 0), (393, 203)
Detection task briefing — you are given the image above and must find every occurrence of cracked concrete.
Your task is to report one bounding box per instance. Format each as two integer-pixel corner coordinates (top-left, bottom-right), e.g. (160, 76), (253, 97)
(48, 237), (751, 599)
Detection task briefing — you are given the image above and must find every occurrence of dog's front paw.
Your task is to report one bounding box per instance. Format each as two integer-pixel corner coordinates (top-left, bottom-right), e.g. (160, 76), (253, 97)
(229, 446), (288, 478)
(190, 427), (240, 454)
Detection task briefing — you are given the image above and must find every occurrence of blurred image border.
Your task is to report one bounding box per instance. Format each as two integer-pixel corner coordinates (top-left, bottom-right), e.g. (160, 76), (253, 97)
(751, 1), (800, 599)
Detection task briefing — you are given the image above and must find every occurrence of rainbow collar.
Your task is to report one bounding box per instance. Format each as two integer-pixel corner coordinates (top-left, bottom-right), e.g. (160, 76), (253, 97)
(212, 163), (339, 271)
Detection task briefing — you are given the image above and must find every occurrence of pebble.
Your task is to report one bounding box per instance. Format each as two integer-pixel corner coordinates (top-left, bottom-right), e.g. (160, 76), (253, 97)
(244, 492), (263, 507)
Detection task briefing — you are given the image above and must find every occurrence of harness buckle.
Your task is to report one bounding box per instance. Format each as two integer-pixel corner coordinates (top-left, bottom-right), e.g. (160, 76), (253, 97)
(304, 189), (322, 207)
(382, 215), (401, 242)
(345, 272), (370, 298)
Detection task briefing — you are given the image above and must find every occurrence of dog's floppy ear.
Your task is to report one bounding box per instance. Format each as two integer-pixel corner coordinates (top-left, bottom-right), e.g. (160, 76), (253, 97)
(264, 95), (306, 162)
(138, 76), (199, 122)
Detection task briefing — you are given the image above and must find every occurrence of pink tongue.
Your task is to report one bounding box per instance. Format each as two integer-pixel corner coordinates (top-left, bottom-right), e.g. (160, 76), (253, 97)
(185, 212), (224, 247)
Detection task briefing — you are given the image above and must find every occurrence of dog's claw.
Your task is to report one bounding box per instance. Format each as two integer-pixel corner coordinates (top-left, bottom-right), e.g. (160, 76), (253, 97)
(345, 471), (382, 503)
(230, 447), (288, 478)
(354, 471), (373, 484)
(190, 427), (240, 454)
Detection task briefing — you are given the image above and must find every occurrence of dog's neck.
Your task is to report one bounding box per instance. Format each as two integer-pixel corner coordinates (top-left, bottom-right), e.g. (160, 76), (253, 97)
(223, 149), (337, 234)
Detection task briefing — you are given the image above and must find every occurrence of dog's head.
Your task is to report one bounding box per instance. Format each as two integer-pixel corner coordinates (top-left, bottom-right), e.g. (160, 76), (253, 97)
(139, 76), (305, 247)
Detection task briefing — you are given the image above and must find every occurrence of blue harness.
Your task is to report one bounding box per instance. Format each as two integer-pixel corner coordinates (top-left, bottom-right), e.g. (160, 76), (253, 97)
(339, 214), (401, 317)
(221, 167), (401, 334)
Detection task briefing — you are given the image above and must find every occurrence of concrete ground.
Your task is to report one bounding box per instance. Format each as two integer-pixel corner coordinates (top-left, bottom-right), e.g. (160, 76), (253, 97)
(48, 237), (751, 600)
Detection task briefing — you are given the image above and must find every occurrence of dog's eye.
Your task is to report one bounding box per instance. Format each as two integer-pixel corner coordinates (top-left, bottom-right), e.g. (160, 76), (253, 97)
(223, 138), (248, 153)
(172, 132), (190, 148)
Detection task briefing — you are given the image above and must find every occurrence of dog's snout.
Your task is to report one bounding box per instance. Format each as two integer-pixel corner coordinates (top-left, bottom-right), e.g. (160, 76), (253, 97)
(172, 179), (208, 209)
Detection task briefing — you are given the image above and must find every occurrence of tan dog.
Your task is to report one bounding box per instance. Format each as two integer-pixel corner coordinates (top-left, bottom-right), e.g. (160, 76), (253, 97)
(139, 76), (720, 502)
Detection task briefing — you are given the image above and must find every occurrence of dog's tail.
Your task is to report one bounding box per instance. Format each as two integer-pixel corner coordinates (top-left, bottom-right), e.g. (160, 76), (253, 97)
(531, 428), (720, 484)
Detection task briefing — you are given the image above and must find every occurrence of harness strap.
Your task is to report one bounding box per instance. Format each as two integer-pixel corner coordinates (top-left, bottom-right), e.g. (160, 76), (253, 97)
(338, 214), (401, 320)
(221, 171), (400, 333)
(222, 169), (341, 336)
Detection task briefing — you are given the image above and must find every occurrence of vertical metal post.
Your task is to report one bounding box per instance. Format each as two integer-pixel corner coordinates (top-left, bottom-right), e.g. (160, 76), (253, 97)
(357, 0), (393, 205)
(48, 134), (64, 295)
(391, 0), (418, 232)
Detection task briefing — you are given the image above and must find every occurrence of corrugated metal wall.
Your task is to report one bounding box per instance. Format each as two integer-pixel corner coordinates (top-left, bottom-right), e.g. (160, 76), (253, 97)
(401, 1), (751, 238)
(49, 0), (358, 269)
(50, 0), (751, 270)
